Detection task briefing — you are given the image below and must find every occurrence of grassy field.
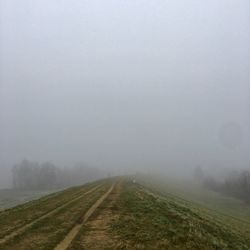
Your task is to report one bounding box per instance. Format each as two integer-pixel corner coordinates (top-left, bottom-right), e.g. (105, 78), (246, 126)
(0, 178), (114, 249)
(0, 189), (57, 210)
(0, 176), (249, 249)
(109, 180), (250, 249)
(137, 174), (250, 223)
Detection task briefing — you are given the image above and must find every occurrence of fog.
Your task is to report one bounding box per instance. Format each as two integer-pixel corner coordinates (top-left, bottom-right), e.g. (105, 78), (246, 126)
(0, 0), (249, 188)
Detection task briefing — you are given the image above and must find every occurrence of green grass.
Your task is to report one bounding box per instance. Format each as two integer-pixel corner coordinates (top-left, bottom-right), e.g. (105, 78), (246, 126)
(0, 180), (102, 239)
(1, 183), (112, 250)
(1, 177), (250, 249)
(110, 180), (250, 249)
(137, 174), (250, 221)
(0, 189), (57, 210)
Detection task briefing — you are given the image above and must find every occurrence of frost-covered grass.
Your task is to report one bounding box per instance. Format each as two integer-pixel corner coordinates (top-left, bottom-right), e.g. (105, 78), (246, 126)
(138, 175), (250, 222)
(2, 183), (111, 250)
(111, 180), (250, 249)
(0, 189), (55, 210)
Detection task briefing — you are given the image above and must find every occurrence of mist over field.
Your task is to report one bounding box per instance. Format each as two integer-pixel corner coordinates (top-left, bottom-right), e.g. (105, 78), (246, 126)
(0, 0), (250, 188)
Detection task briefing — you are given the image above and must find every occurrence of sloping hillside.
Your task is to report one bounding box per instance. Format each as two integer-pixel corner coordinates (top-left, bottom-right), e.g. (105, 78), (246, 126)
(0, 177), (249, 249)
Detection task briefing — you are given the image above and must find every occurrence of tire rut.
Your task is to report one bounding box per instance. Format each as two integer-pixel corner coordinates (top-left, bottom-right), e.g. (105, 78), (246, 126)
(54, 182), (117, 250)
(68, 180), (123, 250)
(0, 184), (102, 245)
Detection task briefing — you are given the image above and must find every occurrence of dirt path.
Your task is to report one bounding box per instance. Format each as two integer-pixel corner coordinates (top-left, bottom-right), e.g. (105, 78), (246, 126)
(0, 184), (102, 245)
(54, 182), (117, 250)
(68, 180), (123, 250)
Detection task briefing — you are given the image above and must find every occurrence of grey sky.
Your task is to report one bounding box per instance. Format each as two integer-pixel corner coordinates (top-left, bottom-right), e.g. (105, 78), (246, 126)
(0, 0), (250, 187)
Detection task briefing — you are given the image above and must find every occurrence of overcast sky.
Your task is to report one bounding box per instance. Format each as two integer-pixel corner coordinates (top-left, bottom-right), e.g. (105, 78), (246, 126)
(0, 0), (249, 187)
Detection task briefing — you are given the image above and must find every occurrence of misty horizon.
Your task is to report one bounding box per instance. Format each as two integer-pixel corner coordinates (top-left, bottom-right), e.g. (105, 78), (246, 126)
(0, 0), (249, 188)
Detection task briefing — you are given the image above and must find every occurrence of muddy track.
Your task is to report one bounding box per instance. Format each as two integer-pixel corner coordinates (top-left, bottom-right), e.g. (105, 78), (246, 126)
(0, 184), (103, 245)
(54, 182), (117, 250)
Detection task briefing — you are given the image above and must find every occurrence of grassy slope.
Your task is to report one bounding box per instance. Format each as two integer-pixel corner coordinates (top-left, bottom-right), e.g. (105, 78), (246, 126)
(0, 189), (57, 210)
(1, 177), (250, 249)
(0, 179), (113, 250)
(2, 184), (111, 250)
(0, 181), (99, 239)
(137, 175), (250, 222)
(110, 179), (250, 249)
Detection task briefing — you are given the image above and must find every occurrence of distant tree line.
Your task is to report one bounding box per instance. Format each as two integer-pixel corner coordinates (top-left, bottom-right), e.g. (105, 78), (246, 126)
(222, 171), (250, 203)
(12, 159), (106, 190)
(194, 166), (250, 204)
